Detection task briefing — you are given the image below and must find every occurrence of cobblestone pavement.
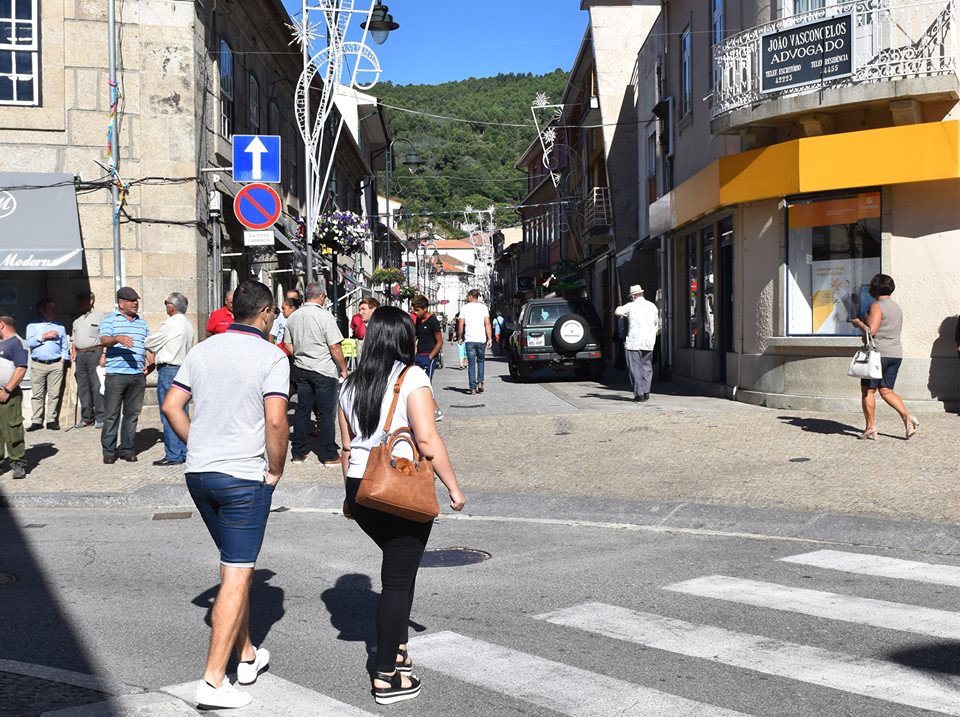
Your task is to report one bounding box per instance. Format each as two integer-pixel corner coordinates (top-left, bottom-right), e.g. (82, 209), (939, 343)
(1, 343), (957, 524)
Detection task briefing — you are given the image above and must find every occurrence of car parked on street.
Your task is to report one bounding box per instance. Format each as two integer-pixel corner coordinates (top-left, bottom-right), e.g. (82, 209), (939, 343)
(507, 298), (604, 382)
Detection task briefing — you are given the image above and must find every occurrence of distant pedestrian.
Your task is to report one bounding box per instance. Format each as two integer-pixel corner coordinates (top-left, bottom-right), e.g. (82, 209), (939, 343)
(0, 315), (29, 479)
(411, 295), (444, 421)
(491, 310), (505, 356)
(25, 299), (69, 431)
(70, 291), (105, 429)
(338, 306), (466, 705)
(276, 297), (300, 357)
(614, 284), (659, 402)
(99, 287), (151, 464)
(162, 280), (289, 711)
(270, 289), (301, 346)
(283, 282), (347, 465)
(850, 273), (919, 440)
(351, 297), (379, 357)
(458, 289), (492, 395)
(144, 292), (195, 466)
(206, 289), (234, 337)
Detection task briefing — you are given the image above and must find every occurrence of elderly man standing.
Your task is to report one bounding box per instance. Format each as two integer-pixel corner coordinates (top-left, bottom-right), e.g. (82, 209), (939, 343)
(283, 282), (347, 466)
(0, 315), (29, 479)
(25, 299), (70, 431)
(70, 291), (104, 429)
(206, 289), (234, 337)
(614, 284), (659, 402)
(145, 292), (195, 466)
(100, 286), (151, 464)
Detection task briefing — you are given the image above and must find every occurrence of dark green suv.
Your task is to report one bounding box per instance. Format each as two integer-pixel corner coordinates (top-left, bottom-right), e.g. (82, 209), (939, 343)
(507, 298), (604, 382)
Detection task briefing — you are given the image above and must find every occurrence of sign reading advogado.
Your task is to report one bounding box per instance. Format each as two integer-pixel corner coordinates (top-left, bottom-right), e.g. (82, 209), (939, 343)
(761, 14), (854, 94)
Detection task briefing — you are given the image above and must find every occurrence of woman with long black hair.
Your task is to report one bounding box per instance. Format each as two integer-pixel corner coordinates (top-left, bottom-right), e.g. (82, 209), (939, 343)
(337, 306), (466, 705)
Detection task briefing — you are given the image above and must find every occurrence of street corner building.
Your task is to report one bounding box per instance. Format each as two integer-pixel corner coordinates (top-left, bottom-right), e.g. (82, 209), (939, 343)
(502, 0), (960, 412)
(0, 0), (394, 355)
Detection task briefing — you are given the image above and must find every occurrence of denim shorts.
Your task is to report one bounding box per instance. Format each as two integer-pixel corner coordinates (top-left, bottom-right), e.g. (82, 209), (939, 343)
(186, 472), (274, 568)
(861, 357), (902, 391)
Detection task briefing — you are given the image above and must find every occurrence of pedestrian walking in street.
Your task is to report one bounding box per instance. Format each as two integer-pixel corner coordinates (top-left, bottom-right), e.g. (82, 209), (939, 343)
(283, 282), (348, 465)
(25, 299), (69, 431)
(614, 284), (659, 402)
(491, 310), (505, 356)
(270, 288), (301, 346)
(0, 315), (29, 479)
(99, 287), (151, 464)
(412, 295), (444, 421)
(162, 280), (289, 711)
(144, 292), (195, 466)
(458, 289), (492, 395)
(337, 306), (466, 705)
(206, 289), (234, 337)
(70, 291), (104, 429)
(351, 296), (379, 359)
(276, 297), (300, 357)
(850, 273), (919, 440)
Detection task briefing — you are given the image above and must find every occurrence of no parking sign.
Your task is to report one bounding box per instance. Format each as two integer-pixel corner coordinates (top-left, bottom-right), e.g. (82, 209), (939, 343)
(234, 183), (282, 230)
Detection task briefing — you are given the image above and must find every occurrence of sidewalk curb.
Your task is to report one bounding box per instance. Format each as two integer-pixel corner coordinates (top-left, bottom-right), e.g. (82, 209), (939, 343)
(6, 483), (960, 556)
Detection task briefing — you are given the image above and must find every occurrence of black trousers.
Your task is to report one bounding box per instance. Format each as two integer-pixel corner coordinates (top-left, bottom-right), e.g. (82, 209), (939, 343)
(291, 367), (339, 460)
(74, 351), (103, 423)
(347, 477), (433, 674)
(100, 373), (145, 457)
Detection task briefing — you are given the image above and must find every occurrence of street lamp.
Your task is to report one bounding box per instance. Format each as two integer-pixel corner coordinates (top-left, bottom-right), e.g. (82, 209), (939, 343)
(361, 2), (400, 45)
(374, 137), (422, 271)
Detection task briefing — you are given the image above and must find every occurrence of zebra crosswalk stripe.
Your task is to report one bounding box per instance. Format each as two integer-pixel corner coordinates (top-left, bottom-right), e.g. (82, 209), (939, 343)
(664, 575), (960, 640)
(537, 602), (960, 716)
(781, 549), (960, 587)
(408, 630), (750, 717)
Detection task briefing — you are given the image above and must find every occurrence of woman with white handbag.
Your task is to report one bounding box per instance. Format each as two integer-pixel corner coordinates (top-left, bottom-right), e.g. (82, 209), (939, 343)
(849, 273), (919, 441)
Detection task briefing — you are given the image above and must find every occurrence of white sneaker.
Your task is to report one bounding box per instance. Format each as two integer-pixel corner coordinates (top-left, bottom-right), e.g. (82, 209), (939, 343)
(195, 679), (253, 709)
(237, 646), (270, 685)
(434, 409), (444, 422)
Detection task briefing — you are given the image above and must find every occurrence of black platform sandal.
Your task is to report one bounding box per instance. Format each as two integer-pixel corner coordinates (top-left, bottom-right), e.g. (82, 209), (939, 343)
(395, 647), (413, 675)
(373, 670), (421, 705)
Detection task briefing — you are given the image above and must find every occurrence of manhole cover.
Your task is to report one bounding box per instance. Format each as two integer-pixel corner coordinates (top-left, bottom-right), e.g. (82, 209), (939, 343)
(420, 547), (491, 568)
(152, 512), (192, 521)
(271, 506), (290, 513)
(789, 457), (811, 463)
(23, 524), (46, 529)
(0, 573), (16, 585)
(449, 403), (485, 409)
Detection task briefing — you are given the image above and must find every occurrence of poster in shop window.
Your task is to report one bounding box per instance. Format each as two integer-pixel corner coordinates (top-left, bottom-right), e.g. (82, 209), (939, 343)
(810, 258), (879, 334)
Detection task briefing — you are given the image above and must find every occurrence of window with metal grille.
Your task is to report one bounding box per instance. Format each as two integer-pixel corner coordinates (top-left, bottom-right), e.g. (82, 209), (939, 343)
(0, 0), (40, 106)
(248, 73), (259, 132)
(679, 26), (692, 117)
(268, 101), (280, 136)
(711, 0), (724, 90)
(218, 39), (234, 137)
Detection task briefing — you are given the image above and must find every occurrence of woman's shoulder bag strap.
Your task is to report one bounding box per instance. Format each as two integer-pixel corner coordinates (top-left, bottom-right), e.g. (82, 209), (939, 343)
(381, 365), (413, 434)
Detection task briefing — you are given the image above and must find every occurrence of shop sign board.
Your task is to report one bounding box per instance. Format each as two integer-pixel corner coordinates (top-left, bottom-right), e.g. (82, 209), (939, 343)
(760, 14), (854, 94)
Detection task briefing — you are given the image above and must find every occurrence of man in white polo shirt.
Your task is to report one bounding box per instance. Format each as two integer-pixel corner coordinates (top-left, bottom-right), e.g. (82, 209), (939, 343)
(614, 284), (659, 402)
(162, 280), (289, 710)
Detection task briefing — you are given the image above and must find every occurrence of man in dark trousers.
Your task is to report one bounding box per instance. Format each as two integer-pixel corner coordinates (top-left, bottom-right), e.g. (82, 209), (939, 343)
(0, 315), (29, 479)
(70, 291), (104, 428)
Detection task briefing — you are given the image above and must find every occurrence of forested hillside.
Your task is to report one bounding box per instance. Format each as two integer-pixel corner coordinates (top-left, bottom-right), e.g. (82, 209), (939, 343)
(373, 69), (568, 231)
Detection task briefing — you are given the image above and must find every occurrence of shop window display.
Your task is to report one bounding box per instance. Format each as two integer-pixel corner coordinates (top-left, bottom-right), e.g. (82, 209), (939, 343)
(786, 191), (881, 335)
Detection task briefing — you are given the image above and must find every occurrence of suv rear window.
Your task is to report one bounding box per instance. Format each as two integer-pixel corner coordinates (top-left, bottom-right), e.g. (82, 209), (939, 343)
(526, 301), (601, 326)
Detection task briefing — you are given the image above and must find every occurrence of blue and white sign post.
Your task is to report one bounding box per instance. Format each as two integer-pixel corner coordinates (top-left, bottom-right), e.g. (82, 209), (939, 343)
(232, 135), (281, 184)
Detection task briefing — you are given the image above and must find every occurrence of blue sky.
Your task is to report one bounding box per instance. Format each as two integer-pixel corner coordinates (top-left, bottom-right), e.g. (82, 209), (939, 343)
(280, 1), (588, 85)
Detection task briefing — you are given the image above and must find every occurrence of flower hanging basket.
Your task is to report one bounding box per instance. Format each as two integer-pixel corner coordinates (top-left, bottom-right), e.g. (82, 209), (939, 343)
(371, 268), (404, 288)
(313, 210), (368, 256)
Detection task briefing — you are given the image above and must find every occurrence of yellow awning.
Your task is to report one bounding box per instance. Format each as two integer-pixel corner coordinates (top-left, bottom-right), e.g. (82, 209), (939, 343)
(655, 120), (960, 233)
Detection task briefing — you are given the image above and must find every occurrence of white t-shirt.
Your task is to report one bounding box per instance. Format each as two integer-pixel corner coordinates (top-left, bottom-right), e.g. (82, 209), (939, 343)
(339, 362), (433, 479)
(614, 296), (660, 351)
(460, 301), (489, 343)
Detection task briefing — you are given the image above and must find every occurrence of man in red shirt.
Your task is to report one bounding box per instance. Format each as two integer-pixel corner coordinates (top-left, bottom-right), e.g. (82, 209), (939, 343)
(206, 289), (234, 337)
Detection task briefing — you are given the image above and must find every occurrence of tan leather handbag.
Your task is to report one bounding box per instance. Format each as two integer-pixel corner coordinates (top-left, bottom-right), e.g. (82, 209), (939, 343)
(355, 366), (440, 523)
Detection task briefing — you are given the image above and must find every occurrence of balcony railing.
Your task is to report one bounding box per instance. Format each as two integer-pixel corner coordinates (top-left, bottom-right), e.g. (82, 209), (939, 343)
(583, 187), (612, 232)
(712, 0), (957, 119)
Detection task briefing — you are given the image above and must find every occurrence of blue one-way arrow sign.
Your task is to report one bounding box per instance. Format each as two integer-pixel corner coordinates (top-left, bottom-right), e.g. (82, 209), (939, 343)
(232, 134), (281, 184)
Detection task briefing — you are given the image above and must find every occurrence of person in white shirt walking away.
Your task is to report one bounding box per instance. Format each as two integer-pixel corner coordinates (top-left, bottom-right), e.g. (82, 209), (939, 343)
(614, 284), (659, 402)
(144, 292), (195, 466)
(162, 280), (290, 710)
(457, 289), (492, 395)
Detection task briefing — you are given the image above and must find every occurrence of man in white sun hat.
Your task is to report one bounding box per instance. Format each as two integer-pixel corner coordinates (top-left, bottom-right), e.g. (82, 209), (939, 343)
(614, 284), (659, 402)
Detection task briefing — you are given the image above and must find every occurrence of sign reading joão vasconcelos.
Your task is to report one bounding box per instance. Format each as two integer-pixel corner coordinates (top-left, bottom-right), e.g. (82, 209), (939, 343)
(761, 14), (854, 94)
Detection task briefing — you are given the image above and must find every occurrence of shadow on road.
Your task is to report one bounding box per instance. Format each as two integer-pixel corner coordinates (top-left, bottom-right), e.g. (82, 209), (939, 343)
(0, 499), (112, 714)
(23, 441), (58, 472)
(192, 569), (286, 671)
(778, 416), (861, 436)
(888, 642), (960, 675)
(320, 573), (427, 677)
(133, 427), (163, 453)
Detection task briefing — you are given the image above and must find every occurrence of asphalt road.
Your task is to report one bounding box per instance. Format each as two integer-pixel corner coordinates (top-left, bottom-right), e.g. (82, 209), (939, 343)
(5, 506), (960, 716)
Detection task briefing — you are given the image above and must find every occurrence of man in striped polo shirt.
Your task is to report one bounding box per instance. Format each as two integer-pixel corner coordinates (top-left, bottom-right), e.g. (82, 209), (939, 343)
(99, 286), (152, 464)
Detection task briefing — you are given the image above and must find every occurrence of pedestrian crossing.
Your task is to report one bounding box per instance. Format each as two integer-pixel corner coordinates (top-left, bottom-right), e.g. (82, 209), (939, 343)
(161, 548), (960, 716)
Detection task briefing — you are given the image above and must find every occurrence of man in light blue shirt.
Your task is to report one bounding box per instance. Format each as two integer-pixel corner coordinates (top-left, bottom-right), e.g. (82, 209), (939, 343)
(25, 299), (70, 431)
(99, 286), (152, 463)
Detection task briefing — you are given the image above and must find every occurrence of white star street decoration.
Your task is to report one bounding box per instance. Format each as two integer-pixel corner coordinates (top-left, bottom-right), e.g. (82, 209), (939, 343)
(287, 16), (323, 47)
(533, 92), (551, 109)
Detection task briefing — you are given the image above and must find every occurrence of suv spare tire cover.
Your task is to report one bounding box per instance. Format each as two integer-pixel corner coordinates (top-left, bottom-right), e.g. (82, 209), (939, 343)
(552, 313), (589, 353)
